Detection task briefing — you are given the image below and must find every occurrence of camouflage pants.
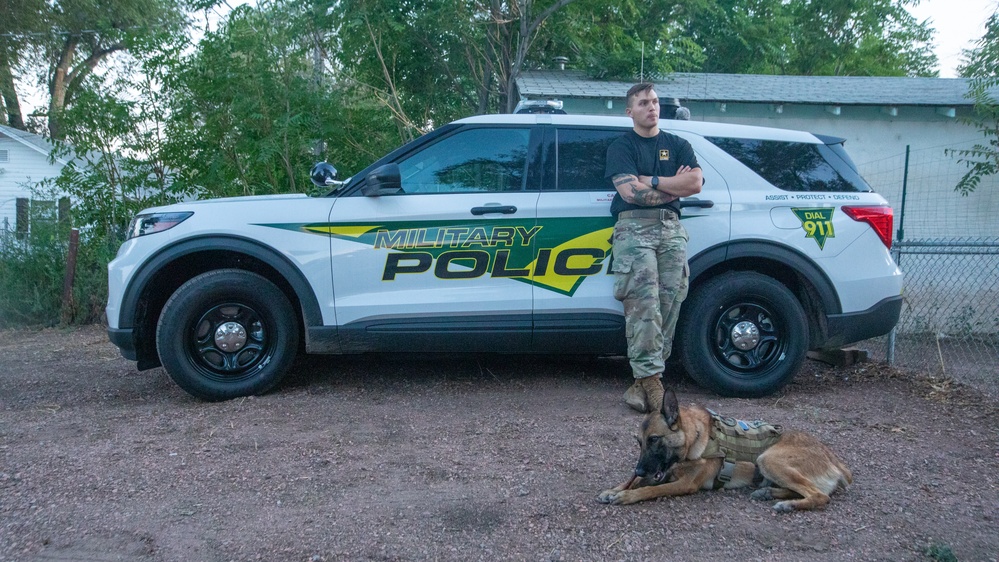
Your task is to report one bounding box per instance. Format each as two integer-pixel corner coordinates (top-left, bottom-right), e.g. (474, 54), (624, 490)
(611, 217), (689, 379)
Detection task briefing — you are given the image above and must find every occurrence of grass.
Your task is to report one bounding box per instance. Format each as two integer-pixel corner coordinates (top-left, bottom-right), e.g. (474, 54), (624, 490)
(925, 543), (959, 562)
(0, 223), (118, 328)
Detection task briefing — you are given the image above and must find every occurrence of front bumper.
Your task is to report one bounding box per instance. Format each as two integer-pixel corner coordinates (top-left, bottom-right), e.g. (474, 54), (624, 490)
(107, 327), (137, 361)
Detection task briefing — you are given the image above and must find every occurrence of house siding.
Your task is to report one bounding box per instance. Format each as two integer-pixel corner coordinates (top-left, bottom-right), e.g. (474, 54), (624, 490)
(0, 133), (64, 233)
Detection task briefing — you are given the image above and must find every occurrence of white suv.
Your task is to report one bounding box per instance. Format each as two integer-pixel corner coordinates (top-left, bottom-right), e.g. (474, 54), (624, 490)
(106, 114), (903, 400)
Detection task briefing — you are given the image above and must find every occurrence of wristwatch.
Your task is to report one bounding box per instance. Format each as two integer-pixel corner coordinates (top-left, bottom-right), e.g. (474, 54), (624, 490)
(651, 175), (660, 189)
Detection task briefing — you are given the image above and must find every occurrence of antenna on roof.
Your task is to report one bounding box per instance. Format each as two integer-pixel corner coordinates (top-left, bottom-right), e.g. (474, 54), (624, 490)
(640, 41), (645, 82)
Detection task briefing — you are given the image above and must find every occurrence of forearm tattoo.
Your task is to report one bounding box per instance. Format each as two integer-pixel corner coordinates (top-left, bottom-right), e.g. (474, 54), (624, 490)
(613, 174), (673, 206)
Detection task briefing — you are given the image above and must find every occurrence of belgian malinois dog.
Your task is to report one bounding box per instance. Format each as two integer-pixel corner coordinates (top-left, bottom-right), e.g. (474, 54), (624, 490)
(597, 390), (852, 511)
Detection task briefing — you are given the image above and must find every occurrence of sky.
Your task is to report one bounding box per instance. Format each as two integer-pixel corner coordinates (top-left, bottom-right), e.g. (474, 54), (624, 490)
(906, 0), (998, 77)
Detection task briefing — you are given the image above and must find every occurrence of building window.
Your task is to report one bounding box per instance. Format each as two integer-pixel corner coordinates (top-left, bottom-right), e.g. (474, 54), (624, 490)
(0, 149), (8, 163)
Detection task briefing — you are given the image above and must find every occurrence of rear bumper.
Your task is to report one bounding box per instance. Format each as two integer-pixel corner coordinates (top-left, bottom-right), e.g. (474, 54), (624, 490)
(822, 295), (903, 348)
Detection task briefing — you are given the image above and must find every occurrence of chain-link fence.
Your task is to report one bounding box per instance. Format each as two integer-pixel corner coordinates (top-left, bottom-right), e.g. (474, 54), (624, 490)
(856, 142), (999, 397)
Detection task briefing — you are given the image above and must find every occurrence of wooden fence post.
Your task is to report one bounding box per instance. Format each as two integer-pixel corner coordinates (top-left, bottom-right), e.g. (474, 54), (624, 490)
(61, 228), (80, 325)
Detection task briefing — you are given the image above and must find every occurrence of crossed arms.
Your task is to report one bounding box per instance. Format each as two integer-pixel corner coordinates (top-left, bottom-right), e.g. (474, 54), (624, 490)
(612, 166), (703, 206)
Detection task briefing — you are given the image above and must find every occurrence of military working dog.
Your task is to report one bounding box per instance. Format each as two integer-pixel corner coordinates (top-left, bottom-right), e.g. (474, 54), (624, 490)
(597, 390), (852, 511)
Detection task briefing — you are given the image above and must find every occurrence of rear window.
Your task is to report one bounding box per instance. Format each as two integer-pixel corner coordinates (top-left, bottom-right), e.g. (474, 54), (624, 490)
(706, 137), (871, 193)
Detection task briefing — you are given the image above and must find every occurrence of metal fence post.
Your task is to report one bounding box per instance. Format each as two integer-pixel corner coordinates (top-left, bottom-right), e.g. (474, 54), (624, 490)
(886, 146), (911, 366)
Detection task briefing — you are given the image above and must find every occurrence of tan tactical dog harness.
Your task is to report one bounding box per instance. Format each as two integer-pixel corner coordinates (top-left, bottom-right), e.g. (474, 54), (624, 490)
(702, 409), (783, 488)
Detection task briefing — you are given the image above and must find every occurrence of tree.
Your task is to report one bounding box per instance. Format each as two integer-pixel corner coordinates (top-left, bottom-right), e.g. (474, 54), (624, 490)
(332, 0), (582, 118)
(331, 0), (478, 137)
(541, 0), (706, 80)
(162, 0), (397, 197)
(547, 0), (936, 78)
(0, 0), (187, 137)
(785, 0), (936, 76)
(40, 70), (175, 238)
(678, 0), (791, 75)
(485, 0), (580, 113)
(0, 0), (47, 128)
(952, 8), (999, 195)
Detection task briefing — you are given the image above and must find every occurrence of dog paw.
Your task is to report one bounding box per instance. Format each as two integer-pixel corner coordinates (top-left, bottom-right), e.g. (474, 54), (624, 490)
(596, 490), (622, 504)
(750, 488), (773, 501)
(772, 501), (795, 513)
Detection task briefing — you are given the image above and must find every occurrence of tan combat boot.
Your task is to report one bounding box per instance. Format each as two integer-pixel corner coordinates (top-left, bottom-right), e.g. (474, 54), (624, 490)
(623, 375), (664, 413)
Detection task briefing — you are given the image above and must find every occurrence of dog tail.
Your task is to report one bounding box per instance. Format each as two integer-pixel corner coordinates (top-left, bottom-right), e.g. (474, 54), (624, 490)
(835, 457), (853, 489)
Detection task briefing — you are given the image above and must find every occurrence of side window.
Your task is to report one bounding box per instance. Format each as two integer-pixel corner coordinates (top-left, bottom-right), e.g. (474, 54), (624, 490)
(706, 137), (869, 192)
(555, 128), (622, 191)
(397, 128), (530, 194)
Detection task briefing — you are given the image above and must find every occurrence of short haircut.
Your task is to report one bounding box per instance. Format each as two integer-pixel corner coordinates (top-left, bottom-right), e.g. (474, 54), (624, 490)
(626, 83), (656, 107)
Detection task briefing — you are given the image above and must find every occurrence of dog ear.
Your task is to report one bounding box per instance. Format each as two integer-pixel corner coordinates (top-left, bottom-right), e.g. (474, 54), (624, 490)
(661, 389), (680, 428)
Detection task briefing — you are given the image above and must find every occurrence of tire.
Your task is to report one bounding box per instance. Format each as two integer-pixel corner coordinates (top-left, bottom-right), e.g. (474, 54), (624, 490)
(678, 271), (807, 397)
(156, 269), (299, 401)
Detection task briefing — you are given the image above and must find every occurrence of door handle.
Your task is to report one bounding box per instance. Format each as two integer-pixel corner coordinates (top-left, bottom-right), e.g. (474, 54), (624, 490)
(471, 205), (518, 215)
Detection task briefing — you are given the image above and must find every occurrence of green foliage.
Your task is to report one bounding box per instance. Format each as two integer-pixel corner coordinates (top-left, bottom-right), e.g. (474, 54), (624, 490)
(924, 542), (959, 562)
(544, 0), (708, 79)
(163, 0), (397, 195)
(44, 83), (178, 238)
(0, 218), (118, 328)
(679, 0), (791, 75)
(678, 0), (936, 76)
(951, 11), (999, 195)
(548, 0), (936, 78)
(333, 0), (482, 127)
(0, 0), (46, 127)
(69, 233), (122, 324)
(0, 207), (69, 328)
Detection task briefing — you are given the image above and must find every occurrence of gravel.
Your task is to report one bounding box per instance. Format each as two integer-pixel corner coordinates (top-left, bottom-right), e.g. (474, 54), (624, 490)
(1, 324), (997, 561)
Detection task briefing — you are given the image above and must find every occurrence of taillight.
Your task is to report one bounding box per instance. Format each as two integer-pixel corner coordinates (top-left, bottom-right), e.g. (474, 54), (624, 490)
(842, 206), (893, 249)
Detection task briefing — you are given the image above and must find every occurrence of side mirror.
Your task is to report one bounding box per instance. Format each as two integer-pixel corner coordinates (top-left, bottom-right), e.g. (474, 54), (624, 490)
(310, 162), (342, 188)
(361, 163), (402, 196)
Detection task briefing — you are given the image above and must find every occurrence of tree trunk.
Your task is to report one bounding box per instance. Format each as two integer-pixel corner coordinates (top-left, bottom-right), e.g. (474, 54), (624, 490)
(0, 52), (25, 129)
(46, 36), (123, 139)
(48, 37), (77, 139)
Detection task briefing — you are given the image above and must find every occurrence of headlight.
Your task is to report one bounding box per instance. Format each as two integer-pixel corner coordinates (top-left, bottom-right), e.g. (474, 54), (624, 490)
(126, 212), (193, 240)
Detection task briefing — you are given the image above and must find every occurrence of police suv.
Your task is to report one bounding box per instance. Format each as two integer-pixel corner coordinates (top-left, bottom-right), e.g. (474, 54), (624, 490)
(106, 114), (903, 401)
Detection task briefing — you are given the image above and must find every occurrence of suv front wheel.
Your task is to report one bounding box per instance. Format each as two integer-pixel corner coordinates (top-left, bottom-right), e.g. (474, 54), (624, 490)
(679, 271), (807, 397)
(156, 269), (300, 401)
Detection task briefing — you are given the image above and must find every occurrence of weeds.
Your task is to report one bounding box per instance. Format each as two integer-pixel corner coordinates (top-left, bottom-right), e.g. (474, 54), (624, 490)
(0, 218), (118, 328)
(925, 542), (958, 562)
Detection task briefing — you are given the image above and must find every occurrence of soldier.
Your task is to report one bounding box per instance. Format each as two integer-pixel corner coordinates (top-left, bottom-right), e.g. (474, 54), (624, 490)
(605, 83), (703, 412)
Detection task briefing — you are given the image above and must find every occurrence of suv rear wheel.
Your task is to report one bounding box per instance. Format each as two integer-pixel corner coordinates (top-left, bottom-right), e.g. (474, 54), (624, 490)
(679, 271), (807, 397)
(156, 269), (299, 401)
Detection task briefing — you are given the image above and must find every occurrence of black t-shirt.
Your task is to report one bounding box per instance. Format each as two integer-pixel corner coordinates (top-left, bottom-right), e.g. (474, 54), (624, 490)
(604, 130), (700, 218)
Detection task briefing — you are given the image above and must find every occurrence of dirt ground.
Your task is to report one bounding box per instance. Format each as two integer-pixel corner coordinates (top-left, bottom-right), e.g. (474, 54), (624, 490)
(1, 325), (997, 562)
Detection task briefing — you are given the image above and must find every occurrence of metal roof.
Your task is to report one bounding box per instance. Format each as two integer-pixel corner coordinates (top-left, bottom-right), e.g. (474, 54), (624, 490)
(516, 70), (988, 107)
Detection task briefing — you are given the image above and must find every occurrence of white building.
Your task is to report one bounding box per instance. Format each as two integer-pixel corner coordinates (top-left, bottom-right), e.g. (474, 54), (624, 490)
(0, 124), (70, 233)
(515, 70), (999, 240)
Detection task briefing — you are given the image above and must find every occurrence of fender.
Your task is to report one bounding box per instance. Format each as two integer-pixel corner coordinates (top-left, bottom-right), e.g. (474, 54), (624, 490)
(118, 235), (324, 330)
(688, 239), (842, 316)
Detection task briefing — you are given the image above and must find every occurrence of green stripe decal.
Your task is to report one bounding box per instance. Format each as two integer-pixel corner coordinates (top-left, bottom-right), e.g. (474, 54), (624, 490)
(260, 217), (617, 296)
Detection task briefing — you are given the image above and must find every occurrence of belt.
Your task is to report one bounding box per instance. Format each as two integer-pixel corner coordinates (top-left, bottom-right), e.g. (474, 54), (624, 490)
(617, 208), (679, 221)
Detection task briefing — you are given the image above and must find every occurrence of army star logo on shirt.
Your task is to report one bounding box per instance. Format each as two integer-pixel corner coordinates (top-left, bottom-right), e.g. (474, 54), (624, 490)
(659, 149), (670, 161)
